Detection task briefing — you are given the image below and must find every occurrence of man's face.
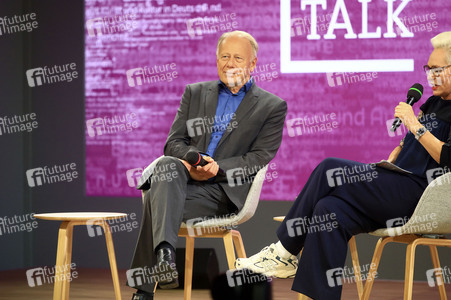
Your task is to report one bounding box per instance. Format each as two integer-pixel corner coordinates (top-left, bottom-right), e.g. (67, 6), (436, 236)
(217, 36), (257, 90)
(427, 48), (451, 100)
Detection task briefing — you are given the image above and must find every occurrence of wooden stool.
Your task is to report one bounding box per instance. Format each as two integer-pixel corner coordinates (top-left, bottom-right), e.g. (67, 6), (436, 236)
(34, 212), (126, 300)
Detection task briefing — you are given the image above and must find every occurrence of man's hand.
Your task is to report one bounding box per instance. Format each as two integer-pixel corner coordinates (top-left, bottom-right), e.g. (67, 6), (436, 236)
(189, 156), (219, 181)
(179, 159), (192, 172)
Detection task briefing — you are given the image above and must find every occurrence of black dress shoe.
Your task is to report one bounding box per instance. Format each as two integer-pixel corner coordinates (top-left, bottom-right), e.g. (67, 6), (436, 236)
(154, 247), (179, 289)
(131, 290), (154, 300)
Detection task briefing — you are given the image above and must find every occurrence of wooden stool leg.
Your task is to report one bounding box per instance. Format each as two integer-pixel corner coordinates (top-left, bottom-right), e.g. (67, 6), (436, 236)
(348, 236), (363, 299)
(53, 221), (72, 300)
(403, 241), (418, 300)
(100, 221), (122, 300)
(61, 222), (74, 300)
(184, 236), (195, 300)
(223, 231), (237, 270)
(231, 230), (246, 259)
(429, 245), (448, 300)
(362, 237), (390, 300)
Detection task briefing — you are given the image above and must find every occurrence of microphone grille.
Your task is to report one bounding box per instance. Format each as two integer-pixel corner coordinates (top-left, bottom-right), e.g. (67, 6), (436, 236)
(184, 151), (201, 166)
(407, 83), (424, 103)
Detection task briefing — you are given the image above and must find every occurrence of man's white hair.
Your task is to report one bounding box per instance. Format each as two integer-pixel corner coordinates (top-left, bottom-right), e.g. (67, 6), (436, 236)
(431, 31), (451, 64)
(216, 30), (258, 59)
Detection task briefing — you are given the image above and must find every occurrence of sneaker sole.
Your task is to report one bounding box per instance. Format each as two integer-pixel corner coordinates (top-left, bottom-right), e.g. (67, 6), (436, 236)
(236, 262), (297, 279)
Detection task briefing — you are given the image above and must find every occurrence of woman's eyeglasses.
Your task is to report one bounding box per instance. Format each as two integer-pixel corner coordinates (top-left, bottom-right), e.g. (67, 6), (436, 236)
(424, 64), (451, 77)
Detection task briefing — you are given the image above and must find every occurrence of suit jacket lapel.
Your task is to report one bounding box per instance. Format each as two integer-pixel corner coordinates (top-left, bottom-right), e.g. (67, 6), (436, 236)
(217, 84), (260, 149)
(201, 83), (219, 151)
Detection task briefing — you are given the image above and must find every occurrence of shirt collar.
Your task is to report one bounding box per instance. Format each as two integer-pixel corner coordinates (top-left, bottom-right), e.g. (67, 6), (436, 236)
(218, 77), (254, 94)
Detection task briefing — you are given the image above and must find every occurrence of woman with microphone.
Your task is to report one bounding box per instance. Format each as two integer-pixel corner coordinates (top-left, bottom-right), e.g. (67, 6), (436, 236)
(235, 31), (451, 300)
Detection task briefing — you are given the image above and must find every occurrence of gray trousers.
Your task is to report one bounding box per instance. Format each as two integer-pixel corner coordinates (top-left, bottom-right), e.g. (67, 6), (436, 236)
(129, 156), (237, 293)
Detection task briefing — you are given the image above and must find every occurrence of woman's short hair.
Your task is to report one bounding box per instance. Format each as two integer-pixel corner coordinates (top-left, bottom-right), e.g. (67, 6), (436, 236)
(431, 32), (451, 64)
(216, 31), (259, 59)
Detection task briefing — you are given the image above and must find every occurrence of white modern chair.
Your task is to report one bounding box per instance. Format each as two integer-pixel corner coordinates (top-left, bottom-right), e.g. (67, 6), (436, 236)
(139, 156), (268, 300)
(362, 172), (451, 300)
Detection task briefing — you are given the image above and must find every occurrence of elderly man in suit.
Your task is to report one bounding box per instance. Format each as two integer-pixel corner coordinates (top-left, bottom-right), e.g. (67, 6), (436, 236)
(129, 30), (287, 300)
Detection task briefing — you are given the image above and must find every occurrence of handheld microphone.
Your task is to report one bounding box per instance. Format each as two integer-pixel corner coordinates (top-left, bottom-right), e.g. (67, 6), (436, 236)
(183, 151), (225, 176)
(184, 151), (209, 167)
(390, 83), (423, 132)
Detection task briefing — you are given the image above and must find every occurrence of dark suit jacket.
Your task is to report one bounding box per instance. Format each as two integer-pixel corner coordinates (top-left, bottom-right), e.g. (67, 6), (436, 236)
(159, 80), (287, 210)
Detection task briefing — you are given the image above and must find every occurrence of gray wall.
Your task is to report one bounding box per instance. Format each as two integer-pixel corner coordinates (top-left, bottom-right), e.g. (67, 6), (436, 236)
(0, 0), (449, 285)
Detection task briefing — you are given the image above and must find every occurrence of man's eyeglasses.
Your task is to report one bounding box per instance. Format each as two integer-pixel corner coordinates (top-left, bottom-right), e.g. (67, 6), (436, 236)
(423, 64), (451, 77)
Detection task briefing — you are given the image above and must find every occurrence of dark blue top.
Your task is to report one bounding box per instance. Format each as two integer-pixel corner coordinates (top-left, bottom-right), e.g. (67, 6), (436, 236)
(205, 77), (254, 157)
(395, 96), (451, 177)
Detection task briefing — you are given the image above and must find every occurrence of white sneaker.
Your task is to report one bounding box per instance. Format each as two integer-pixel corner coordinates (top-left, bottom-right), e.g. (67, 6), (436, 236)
(235, 243), (298, 278)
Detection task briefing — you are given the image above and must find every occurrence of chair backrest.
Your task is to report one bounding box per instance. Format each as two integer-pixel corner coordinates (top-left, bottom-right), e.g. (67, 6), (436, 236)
(192, 165), (268, 228)
(371, 172), (451, 236)
(140, 156), (269, 228)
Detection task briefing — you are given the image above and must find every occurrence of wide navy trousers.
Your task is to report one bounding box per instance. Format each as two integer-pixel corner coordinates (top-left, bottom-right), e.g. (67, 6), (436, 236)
(276, 158), (428, 299)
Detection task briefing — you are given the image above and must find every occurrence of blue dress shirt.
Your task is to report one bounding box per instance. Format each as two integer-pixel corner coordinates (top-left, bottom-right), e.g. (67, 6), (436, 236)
(205, 77), (254, 158)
